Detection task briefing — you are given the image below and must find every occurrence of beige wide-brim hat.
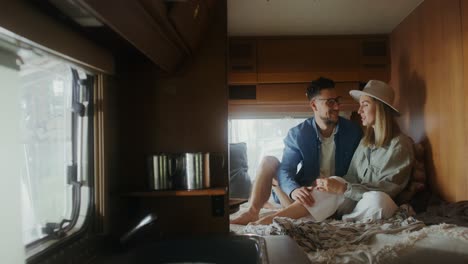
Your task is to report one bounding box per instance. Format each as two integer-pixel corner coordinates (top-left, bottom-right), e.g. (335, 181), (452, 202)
(349, 80), (400, 115)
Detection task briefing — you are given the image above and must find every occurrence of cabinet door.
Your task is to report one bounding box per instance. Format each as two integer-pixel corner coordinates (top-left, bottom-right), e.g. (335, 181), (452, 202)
(256, 83), (308, 104)
(257, 38), (360, 83)
(359, 38), (390, 82)
(228, 39), (257, 84)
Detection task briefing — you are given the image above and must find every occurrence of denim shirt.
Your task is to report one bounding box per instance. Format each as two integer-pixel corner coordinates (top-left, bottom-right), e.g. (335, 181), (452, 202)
(278, 117), (363, 197)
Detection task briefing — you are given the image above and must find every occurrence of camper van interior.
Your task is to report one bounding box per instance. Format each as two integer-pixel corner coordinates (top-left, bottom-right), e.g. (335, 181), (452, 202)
(2, 0), (468, 263)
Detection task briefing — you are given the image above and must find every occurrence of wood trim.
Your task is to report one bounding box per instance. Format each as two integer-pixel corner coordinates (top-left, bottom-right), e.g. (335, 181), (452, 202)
(252, 35), (389, 41)
(258, 71), (360, 83)
(228, 104), (359, 119)
(228, 72), (257, 84)
(93, 74), (108, 234)
(0, 1), (114, 74)
(360, 56), (390, 65)
(460, 0), (468, 201)
(229, 103), (311, 111)
(123, 187), (227, 197)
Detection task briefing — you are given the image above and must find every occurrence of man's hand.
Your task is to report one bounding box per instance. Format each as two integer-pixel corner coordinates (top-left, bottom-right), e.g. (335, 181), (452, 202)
(291, 186), (314, 207)
(316, 178), (346, 194)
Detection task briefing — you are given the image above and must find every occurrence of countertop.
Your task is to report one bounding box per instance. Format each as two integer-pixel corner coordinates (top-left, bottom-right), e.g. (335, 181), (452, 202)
(91, 234), (309, 264)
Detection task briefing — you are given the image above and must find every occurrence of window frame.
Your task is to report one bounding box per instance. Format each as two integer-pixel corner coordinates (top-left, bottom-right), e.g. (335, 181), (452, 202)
(25, 68), (96, 262)
(0, 28), (96, 260)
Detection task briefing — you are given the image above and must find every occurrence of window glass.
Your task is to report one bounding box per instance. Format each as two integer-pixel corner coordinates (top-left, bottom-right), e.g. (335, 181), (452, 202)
(0, 26), (93, 254)
(229, 118), (307, 181)
(19, 52), (74, 244)
(0, 48), (24, 263)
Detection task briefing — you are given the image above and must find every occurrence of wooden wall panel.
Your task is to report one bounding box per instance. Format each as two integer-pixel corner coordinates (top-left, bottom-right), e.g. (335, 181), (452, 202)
(110, 1), (228, 236)
(390, 0), (466, 202)
(115, 2), (227, 188)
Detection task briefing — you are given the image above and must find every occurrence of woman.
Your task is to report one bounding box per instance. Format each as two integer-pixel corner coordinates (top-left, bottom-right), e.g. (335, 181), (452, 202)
(254, 80), (414, 225)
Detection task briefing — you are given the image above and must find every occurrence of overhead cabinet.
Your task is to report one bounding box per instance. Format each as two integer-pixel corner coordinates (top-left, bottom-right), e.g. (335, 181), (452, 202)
(257, 38), (361, 83)
(228, 39), (257, 84)
(359, 38), (390, 82)
(227, 36), (389, 114)
(227, 36), (390, 85)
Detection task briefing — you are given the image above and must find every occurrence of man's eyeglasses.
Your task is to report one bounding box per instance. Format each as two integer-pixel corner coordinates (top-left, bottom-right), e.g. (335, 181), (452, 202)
(315, 96), (341, 107)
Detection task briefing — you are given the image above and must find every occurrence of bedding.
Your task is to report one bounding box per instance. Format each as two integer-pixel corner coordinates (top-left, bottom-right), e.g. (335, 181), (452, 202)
(415, 198), (468, 227)
(230, 204), (468, 263)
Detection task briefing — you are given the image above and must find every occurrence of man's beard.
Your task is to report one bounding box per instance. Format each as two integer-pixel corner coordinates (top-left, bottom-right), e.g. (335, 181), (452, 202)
(319, 112), (339, 126)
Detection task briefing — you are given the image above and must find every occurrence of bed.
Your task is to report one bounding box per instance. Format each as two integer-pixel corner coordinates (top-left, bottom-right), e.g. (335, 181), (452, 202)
(229, 139), (468, 263)
(230, 202), (468, 263)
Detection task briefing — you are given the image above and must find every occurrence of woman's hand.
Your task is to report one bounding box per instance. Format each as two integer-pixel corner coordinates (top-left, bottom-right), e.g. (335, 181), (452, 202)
(316, 178), (346, 194)
(291, 186), (314, 206)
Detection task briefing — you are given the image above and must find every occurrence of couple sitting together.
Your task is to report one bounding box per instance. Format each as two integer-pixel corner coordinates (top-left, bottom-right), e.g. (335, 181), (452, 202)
(231, 77), (414, 225)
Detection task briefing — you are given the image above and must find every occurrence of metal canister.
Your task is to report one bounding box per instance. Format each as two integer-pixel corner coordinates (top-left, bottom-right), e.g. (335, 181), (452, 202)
(174, 152), (210, 190)
(148, 154), (173, 190)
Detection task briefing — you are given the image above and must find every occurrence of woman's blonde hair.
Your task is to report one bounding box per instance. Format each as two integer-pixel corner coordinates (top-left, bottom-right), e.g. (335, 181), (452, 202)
(362, 98), (400, 148)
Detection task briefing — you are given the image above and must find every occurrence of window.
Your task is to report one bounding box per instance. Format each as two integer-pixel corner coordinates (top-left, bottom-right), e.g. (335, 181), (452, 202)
(229, 117), (307, 181)
(229, 112), (353, 182)
(19, 52), (76, 244)
(0, 28), (93, 250)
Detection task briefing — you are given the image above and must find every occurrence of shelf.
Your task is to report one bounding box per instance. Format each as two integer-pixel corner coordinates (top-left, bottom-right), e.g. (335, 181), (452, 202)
(123, 187), (227, 197)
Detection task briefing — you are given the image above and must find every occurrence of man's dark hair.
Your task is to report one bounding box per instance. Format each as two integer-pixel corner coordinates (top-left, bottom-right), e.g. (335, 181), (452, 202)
(306, 77), (335, 100)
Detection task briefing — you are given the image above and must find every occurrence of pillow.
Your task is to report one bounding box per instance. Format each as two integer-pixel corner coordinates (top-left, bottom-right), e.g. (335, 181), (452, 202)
(229, 143), (252, 199)
(229, 142), (248, 171)
(395, 142), (427, 205)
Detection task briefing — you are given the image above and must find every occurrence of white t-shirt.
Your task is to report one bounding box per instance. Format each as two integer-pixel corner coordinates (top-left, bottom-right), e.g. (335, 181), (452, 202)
(319, 128), (336, 178)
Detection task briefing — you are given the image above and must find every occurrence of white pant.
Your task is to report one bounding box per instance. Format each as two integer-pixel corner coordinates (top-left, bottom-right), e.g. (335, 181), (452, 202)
(305, 176), (345, 221)
(305, 179), (398, 222)
(341, 191), (398, 222)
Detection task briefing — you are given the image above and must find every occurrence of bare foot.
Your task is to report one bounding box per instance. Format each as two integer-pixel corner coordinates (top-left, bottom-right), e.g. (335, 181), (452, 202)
(251, 215), (274, 225)
(230, 210), (259, 225)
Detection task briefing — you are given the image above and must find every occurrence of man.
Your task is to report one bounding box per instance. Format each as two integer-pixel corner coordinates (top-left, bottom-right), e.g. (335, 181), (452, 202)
(230, 77), (362, 225)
